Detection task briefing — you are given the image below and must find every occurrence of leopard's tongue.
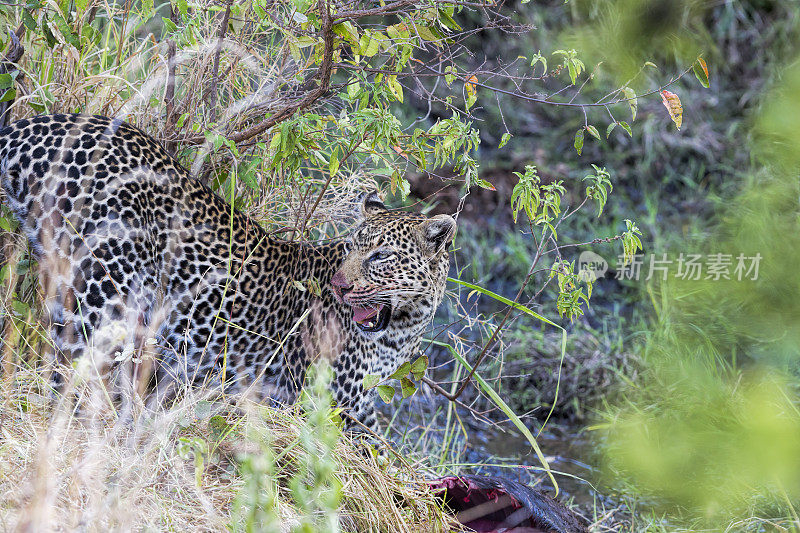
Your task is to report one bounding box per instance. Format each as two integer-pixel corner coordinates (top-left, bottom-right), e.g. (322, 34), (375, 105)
(352, 304), (383, 324)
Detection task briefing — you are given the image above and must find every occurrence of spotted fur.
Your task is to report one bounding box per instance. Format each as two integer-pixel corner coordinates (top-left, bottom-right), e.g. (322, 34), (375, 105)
(0, 113), (456, 431)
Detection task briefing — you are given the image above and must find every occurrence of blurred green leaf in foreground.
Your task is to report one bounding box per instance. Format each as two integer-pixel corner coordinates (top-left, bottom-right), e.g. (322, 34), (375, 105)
(600, 59), (800, 526)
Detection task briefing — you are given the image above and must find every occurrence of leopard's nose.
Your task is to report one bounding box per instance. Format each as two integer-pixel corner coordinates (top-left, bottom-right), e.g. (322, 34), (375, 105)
(331, 270), (353, 294)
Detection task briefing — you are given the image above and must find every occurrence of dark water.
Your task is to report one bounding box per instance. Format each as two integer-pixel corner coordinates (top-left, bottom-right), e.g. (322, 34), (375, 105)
(385, 395), (604, 509)
(468, 423), (600, 507)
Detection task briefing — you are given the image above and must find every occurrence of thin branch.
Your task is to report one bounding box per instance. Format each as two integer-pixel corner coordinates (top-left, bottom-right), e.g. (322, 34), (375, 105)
(544, 234), (623, 256)
(163, 5), (179, 153)
(208, 1), (232, 122)
(0, 25), (25, 127)
(332, 0), (420, 22)
(416, 62), (694, 109)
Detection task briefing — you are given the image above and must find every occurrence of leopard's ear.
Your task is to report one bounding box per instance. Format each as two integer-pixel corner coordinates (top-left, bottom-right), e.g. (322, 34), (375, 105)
(358, 191), (387, 218)
(418, 214), (457, 256)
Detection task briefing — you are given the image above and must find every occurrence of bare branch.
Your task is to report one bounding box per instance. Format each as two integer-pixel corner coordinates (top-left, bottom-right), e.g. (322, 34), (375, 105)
(208, 1), (232, 121)
(0, 25), (25, 127)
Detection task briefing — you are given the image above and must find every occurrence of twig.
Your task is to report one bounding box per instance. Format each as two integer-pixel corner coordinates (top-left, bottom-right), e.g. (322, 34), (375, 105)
(419, 376), (494, 425)
(208, 1), (232, 121)
(331, 0), (417, 22)
(0, 26), (25, 127)
(164, 38), (177, 145)
(163, 3), (180, 152)
(544, 234), (623, 256)
(416, 61), (694, 109)
(115, 0), (131, 70)
(1, 26), (24, 64)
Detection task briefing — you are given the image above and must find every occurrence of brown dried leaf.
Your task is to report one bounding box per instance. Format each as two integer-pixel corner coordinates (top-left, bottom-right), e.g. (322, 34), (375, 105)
(660, 90), (683, 130)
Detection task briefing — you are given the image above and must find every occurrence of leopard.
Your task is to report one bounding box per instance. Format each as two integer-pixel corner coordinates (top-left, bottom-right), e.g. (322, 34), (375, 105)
(0, 113), (456, 432)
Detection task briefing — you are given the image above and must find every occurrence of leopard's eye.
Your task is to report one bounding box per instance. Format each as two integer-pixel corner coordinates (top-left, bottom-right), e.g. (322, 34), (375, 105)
(369, 250), (394, 262)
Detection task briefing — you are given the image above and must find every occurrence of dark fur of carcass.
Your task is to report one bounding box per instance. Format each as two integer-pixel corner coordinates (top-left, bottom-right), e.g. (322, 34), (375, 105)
(429, 475), (587, 533)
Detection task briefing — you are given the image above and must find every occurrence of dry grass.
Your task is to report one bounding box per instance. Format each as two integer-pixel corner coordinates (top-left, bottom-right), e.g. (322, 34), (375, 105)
(1, 371), (238, 531)
(0, 363), (463, 532)
(0, 6), (461, 529)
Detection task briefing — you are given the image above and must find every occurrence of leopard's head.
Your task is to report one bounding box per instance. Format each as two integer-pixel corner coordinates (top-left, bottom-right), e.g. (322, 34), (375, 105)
(331, 193), (456, 338)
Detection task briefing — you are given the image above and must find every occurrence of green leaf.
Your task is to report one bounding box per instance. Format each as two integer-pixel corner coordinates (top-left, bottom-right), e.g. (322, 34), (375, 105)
(583, 165), (612, 217)
(410, 355), (428, 380)
(0, 82), (12, 99)
(444, 65), (456, 85)
(621, 219), (644, 264)
(389, 361), (411, 380)
(399, 377), (417, 398)
(466, 91), (477, 110)
(41, 16), (56, 47)
(567, 61), (577, 84)
(292, 0), (312, 11)
(195, 400), (213, 419)
(693, 57), (710, 88)
(606, 122), (617, 138)
(162, 16), (178, 34)
(328, 148), (339, 177)
(586, 125), (601, 141)
(390, 169), (411, 200)
(295, 36), (316, 48)
(288, 41), (301, 62)
(475, 178), (496, 191)
(52, 15), (81, 49)
(74, 0), (89, 16)
(618, 121), (633, 137)
(208, 415), (231, 441)
(438, 9), (461, 31)
(413, 23), (438, 42)
(22, 11), (37, 31)
(11, 300), (30, 317)
(529, 51), (547, 76)
(386, 23), (409, 40)
(239, 163), (259, 190)
(176, 0), (187, 16)
(377, 384), (395, 403)
(574, 129), (584, 155)
(362, 374), (381, 390)
(360, 31), (381, 57)
(499, 132), (512, 148)
(397, 177), (410, 200)
(333, 21), (360, 48)
(387, 75), (403, 103)
(622, 87), (637, 122)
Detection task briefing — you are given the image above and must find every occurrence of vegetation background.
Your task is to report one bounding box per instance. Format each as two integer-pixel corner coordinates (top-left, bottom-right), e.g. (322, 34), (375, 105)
(1, 0), (799, 531)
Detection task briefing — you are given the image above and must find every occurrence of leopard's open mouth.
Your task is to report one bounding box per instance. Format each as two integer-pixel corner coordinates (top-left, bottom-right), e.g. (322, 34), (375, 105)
(351, 303), (392, 332)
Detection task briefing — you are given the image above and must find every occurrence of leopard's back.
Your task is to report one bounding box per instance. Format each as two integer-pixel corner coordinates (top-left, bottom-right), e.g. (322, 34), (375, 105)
(0, 114), (330, 399)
